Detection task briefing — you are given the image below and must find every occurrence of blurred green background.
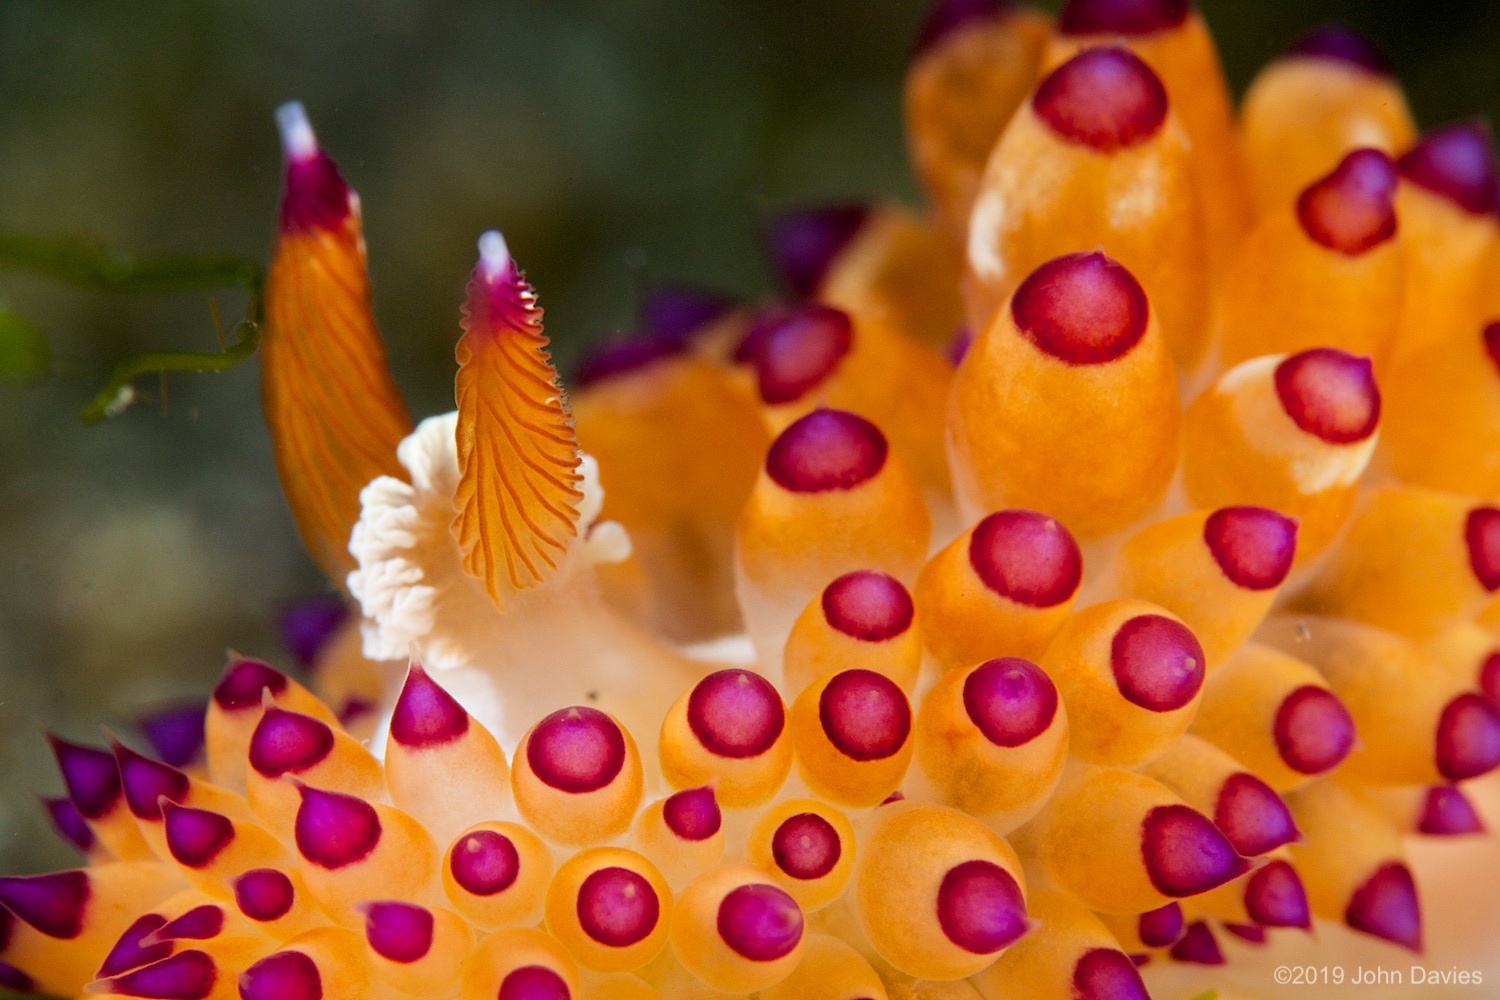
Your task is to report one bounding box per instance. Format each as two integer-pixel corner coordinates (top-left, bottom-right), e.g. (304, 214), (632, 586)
(0, 0), (1497, 875)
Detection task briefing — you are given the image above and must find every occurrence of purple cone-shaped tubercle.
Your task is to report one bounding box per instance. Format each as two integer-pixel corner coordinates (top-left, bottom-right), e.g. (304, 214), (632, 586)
(687, 670), (785, 759)
(1297, 148), (1399, 256)
(1073, 947), (1150, 1000)
(1274, 348), (1381, 445)
(1398, 119), (1499, 216)
(158, 905), (223, 941)
(48, 735), (122, 820)
(498, 966), (571, 1000)
(575, 335), (683, 388)
(277, 595), (349, 670)
(526, 706), (627, 794)
(637, 284), (735, 343)
(662, 787), (722, 842)
(1274, 685), (1356, 774)
(390, 665), (470, 749)
(97, 913), (170, 977)
(1058, 0), (1188, 36)
(449, 829), (521, 896)
(1137, 902), (1184, 948)
(764, 203), (870, 298)
(1345, 862), (1422, 953)
(1287, 23), (1393, 76)
(0, 869), (90, 939)
(1214, 772), (1299, 856)
(964, 657), (1059, 748)
(1203, 506), (1298, 591)
(136, 702), (207, 769)
(1141, 805), (1248, 897)
(43, 796), (95, 854)
(1012, 252), (1150, 365)
(294, 786), (381, 870)
(212, 658), (288, 712)
(772, 813), (842, 881)
(819, 669), (912, 762)
(102, 950), (217, 1000)
(936, 859), (1029, 954)
(1435, 692), (1500, 780)
(1110, 615), (1205, 712)
(249, 707), (335, 779)
(365, 901), (434, 963)
(163, 801), (235, 869)
(239, 949), (323, 1000)
(717, 883), (804, 961)
(1418, 784), (1486, 836)
(1465, 507), (1500, 592)
(233, 869), (295, 922)
(752, 304), (854, 405)
(113, 742), (190, 821)
(1169, 921), (1224, 964)
(822, 571), (914, 642)
(969, 509), (1083, 607)
(1245, 859), (1312, 929)
(1033, 48), (1169, 153)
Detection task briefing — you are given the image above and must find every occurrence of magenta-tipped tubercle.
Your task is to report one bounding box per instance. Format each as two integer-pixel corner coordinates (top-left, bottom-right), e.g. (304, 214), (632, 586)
(969, 509), (1083, 607)
(294, 785), (381, 870)
(1286, 23), (1392, 76)
(48, 735), (122, 820)
(575, 335), (684, 388)
(772, 813), (842, 880)
(499, 965), (570, 1000)
(1297, 148), (1399, 255)
(100, 950), (217, 1000)
(97, 913), (170, 978)
(239, 949), (323, 1000)
(1110, 615), (1205, 712)
(1434, 691), (1500, 780)
(114, 742), (190, 821)
(1058, 0), (1188, 36)
(42, 796), (95, 854)
(963, 657), (1059, 748)
(765, 408), (889, 494)
(717, 883), (804, 961)
(162, 800), (235, 869)
(1141, 804), (1248, 897)
(1417, 784), (1486, 836)
(527, 706), (627, 794)
(663, 787), (722, 842)
(1398, 118), (1499, 216)
(1203, 506), (1298, 591)
(1214, 772), (1299, 856)
(822, 571), (914, 642)
(1465, 507), (1500, 592)
(134, 702), (207, 769)
(449, 829), (521, 896)
(250, 708), (334, 779)
(637, 284), (735, 343)
(936, 859), (1029, 954)
(819, 669), (912, 762)
(751, 304), (853, 405)
(212, 658), (288, 712)
(157, 905), (223, 942)
(1168, 920), (1224, 965)
(1274, 348), (1381, 445)
(277, 595), (349, 670)
(764, 203), (870, 298)
(390, 664), (470, 749)
(687, 669), (785, 760)
(1274, 685), (1356, 775)
(913, 0), (1011, 59)
(1137, 902), (1184, 948)
(1244, 859), (1311, 929)
(1345, 862), (1422, 952)
(577, 867), (661, 947)
(1012, 251), (1150, 365)
(365, 900), (434, 963)
(1073, 947), (1151, 1000)
(234, 869), (295, 922)
(0, 869), (89, 939)
(1032, 47), (1169, 153)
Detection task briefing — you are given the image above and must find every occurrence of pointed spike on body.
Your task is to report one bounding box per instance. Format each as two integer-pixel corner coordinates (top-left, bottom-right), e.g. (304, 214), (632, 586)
(293, 785), (438, 925)
(782, 570), (921, 696)
(42, 796), (98, 857)
(630, 788), (725, 891)
(668, 863), (805, 994)
(763, 204), (870, 299)
(658, 670), (793, 808)
(48, 735), (151, 861)
(135, 702), (207, 770)
(543, 847), (670, 974)
(276, 595), (350, 671)
(91, 949), (220, 1000)
(1418, 784), (1486, 836)
(205, 655), (338, 792)
(363, 900), (472, 997)
(511, 706), (643, 845)
(245, 704), (384, 840)
(460, 927), (579, 1000)
(160, 800), (291, 901)
(1167, 921), (1224, 965)
(1141, 734), (1299, 856)
(239, 926), (372, 1000)
(975, 888), (1147, 1000)
(635, 283), (736, 344)
(745, 799), (856, 913)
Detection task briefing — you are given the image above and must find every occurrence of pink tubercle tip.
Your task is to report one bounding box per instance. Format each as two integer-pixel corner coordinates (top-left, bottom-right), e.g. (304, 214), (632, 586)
(969, 509), (1083, 607)
(233, 869), (295, 922)
(1169, 921), (1224, 965)
(98, 913), (170, 977)
(48, 735), (122, 820)
(963, 657), (1059, 748)
(1058, 0), (1189, 35)
(574, 335), (684, 388)
(450, 830), (521, 896)
(275, 101), (350, 234)
(1345, 862), (1422, 952)
(277, 594), (349, 670)
(114, 743), (190, 821)
(753, 304), (854, 405)
(1032, 47), (1169, 153)
(163, 801), (235, 869)
(1073, 947), (1150, 1000)
(936, 859), (1029, 955)
(821, 571), (914, 642)
(1465, 506), (1500, 591)
(764, 408), (889, 493)
(1483, 322), (1500, 378)
(1274, 685), (1356, 775)
(1213, 773), (1299, 856)
(390, 665), (470, 749)
(1273, 348), (1381, 445)
(239, 950), (323, 1000)
(1011, 252), (1150, 366)
(249, 708), (334, 779)
(365, 901), (434, 963)
(1141, 805), (1248, 897)
(0, 962), (32, 993)
(212, 658), (288, 712)
(42, 796), (95, 854)
(294, 785), (381, 870)
(717, 883), (804, 961)
(101, 950), (217, 1000)
(135, 702), (207, 770)
(1398, 119), (1499, 215)
(1203, 506), (1298, 591)
(1297, 148), (1399, 255)
(499, 965), (571, 1000)
(1480, 650), (1500, 706)
(663, 787), (722, 842)
(1137, 902), (1184, 948)
(158, 904), (224, 941)
(637, 284), (736, 344)
(577, 866), (661, 947)
(1244, 859), (1310, 928)
(772, 813), (842, 880)
(1110, 615), (1205, 713)
(0, 869), (89, 939)
(764, 203), (870, 298)
(527, 706), (627, 794)
(913, 0), (1012, 59)
(1224, 922), (1268, 944)
(1418, 785), (1486, 836)
(947, 326), (973, 367)
(688, 669), (786, 759)
(818, 669), (912, 762)
(1434, 692), (1500, 781)
(1286, 23), (1393, 76)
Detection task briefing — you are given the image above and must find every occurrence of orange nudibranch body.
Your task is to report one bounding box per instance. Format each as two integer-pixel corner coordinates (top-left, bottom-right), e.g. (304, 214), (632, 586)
(971, 888), (1147, 1000)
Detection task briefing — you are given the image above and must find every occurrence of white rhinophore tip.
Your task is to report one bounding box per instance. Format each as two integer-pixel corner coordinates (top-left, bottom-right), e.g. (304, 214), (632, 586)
(276, 101), (319, 161)
(478, 230), (512, 278)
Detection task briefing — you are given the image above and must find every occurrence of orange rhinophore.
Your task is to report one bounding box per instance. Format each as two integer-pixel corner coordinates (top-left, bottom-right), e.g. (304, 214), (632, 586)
(781, 570), (921, 696)
(971, 888), (1149, 1000)
(262, 103), (412, 584)
(949, 252), (1179, 538)
(1240, 25), (1416, 217)
(1216, 148), (1404, 370)
(964, 46), (1208, 369)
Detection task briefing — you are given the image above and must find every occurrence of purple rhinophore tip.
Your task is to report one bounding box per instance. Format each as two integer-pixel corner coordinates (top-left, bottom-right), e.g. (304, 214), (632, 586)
(822, 571), (914, 642)
(637, 284), (735, 343)
(43, 796), (95, 854)
(276, 595), (349, 670)
(764, 203), (870, 298)
(913, 0), (1010, 59)
(717, 883), (804, 962)
(1224, 922), (1267, 944)
(818, 669), (912, 762)
(136, 702), (208, 769)
(764, 408), (889, 494)
(1214, 773), (1299, 856)
(1483, 323), (1500, 382)
(158, 905), (224, 941)
(526, 706), (627, 794)
(1274, 685), (1356, 774)
(1346, 863), (1422, 952)
(0, 961), (32, 992)
(936, 859), (1029, 955)
(753, 304), (854, 405)
(104, 950), (217, 1000)
(365, 901), (434, 963)
(1073, 947), (1150, 1000)
(1110, 615), (1205, 712)
(687, 669), (785, 759)
(276, 102), (349, 234)
(1011, 252), (1150, 366)
(48, 735), (122, 820)
(450, 830), (521, 896)
(1032, 47), (1169, 153)
(163, 801), (235, 869)
(969, 509), (1083, 608)
(1287, 23), (1393, 76)
(577, 866), (661, 947)
(239, 950), (323, 1000)
(233, 869), (295, 922)
(1244, 859), (1311, 929)
(1274, 348), (1381, 445)
(1058, 0), (1189, 35)
(574, 335), (684, 388)
(390, 665), (470, 750)
(1168, 921), (1224, 965)
(963, 657), (1059, 748)
(212, 658), (288, 712)
(1419, 784), (1486, 836)
(662, 787), (722, 842)
(1465, 507), (1500, 592)
(1297, 148), (1400, 255)
(115, 743), (190, 821)
(294, 786), (381, 869)
(249, 708), (335, 779)
(499, 965), (571, 1000)
(1203, 506), (1298, 591)
(1435, 692), (1500, 781)
(772, 813), (842, 880)
(1398, 119), (1499, 216)
(0, 869), (89, 939)
(947, 327), (973, 367)
(1137, 902), (1184, 948)
(1141, 805), (1248, 897)
(97, 914), (170, 977)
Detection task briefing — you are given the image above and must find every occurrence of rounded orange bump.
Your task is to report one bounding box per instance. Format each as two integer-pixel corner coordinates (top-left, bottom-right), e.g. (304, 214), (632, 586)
(789, 669), (914, 808)
(761, 932), (888, 1000)
(292, 785), (439, 926)
(159, 800), (291, 901)
(669, 863), (806, 994)
(1140, 734), (1299, 857)
(629, 788), (725, 891)
(658, 669), (792, 808)
(512, 706), (644, 846)
(971, 887), (1148, 1000)
(362, 901), (472, 998)
(204, 655), (338, 793)
(782, 570), (920, 696)
(461, 927), (580, 1000)
(745, 799), (856, 913)
(245, 706), (384, 841)
(545, 848), (671, 974)
(442, 821), (553, 931)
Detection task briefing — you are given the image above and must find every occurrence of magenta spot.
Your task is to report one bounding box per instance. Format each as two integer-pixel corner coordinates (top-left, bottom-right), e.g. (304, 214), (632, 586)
(947, 327), (974, 367)
(136, 702), (208, 769)
(638, 284), (735, 344)
(717, 883), (804, 962)
(1137, 902), (1184, 947)
(276, 595), (349, 671)
(1418, 785), (1486, 836)
(1484, 650), (1500, 707)
(43, 796), (95, 855)
(280, 142), (351, 234)
(526, 707), (627, 794)
(754, 305), (854, 405)
(577, 867), (660, 947)
(687, 670), (786, 759)
(764, 408), (889, 493)
(1032, 47), (1168, 152)
(233, 869), (295, 922)
(365, 901), (434, 964)
(1244, 859), (1311, 929)
(338, 697), (375, 726)
(733, 307), (792, 364)
(212, 658), (288, 711)
(1203, 506), (1298, 591)
(1287, 23), (1392, 76)
(1274, 685), (1356, 774)
(389, 665), (470, 750)
(821, 571), (914, 642)
(1168, 921), (1224, 965)
(47, 735), (121, 820)
(98, 914), (170, 977)
(249, 709), (334, 779)
(294, 786), (381, 870)
(1273, 348), (1381, 444)
(449, 830), (521, 896)
(818, 669), (912, 762)
(1482, 322), (1500, 380)
(1297, 148), (1399, 255)
(499, 966), (571, 1000)
(1435, 692), (1500, 781)
(772, 813), (842, 880)
(0, 962), (32, 993)
(936, 859), (1028, 955)
(240, 950), (323, 1000)
(1398, 119), (1499, 215)
(1110, 615), (1205, 712)
(115, 744), (191, 821)
(764, 203), (870, 298)
(880, 790), (906, 806)
(106, 950), (217, 1000)
(158, 905), (224, 941)
(1346, 863), (1422, 952)
(1141, 805), (1248, 897)
(913, 0), (1010, 58)
(1011, 252), (1150, 365)
(575, 336), (683, 388)
(1058, 0), (1188, 35)
(1465, 506), (1500, 591)
(1129, 953), (1150, 967)
(0, 869), (89, 939)
(1214, 773), (1299, 856)
(969, 509), (1083, 607)
(1073, 948), (1150, 1000)
(1224, 922), (1267, 944)
(163, 802), (235, 869)
(963, 657), (1059, 748)
(662, 787), (722, 842)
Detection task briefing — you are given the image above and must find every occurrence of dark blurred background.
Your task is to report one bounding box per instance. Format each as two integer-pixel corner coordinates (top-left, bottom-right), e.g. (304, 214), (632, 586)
(0, 0), (1496, 875)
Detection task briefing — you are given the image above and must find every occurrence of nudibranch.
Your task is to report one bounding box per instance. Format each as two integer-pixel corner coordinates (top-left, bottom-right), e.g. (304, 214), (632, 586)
(8, 1), (1500, 998)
